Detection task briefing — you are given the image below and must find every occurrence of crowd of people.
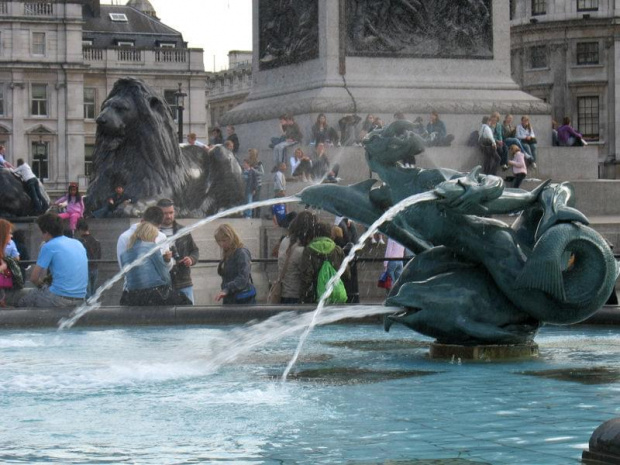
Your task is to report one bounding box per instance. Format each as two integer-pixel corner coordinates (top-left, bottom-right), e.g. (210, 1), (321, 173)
(478, 112), (540, 182)
(0, 199), (204, 308)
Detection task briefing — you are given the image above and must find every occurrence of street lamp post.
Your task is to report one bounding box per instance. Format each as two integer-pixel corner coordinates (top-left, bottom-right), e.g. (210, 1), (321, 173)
(175, 83), (187, 143)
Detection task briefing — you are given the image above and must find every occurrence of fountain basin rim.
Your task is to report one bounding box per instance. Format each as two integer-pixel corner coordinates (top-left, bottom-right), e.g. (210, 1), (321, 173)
(0, 304), (387, 329)
(0, 305), (617, 330)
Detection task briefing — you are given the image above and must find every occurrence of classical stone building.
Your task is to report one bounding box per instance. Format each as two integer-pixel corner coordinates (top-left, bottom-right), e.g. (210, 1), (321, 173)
(510, 0), (618, 170)
(0, 0), (206, 191)
(205, 50), (252, 129)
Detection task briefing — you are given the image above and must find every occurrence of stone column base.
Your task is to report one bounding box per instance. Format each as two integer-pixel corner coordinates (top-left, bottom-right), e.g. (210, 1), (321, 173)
(429, 342), (539, 361)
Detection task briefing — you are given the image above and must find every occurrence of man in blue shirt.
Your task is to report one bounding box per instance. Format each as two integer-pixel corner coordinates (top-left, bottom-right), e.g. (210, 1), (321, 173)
(18, 213), (88, 307)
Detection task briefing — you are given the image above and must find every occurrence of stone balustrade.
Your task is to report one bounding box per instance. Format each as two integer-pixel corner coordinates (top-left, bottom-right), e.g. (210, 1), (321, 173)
(82, 47), (204, 72)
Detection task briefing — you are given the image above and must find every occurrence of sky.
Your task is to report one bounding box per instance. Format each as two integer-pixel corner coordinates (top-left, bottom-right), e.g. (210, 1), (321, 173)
(103, 0), (253, 72)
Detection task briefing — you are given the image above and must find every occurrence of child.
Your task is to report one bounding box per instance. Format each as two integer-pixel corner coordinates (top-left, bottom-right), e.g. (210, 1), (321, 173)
(273, 162), (287, 196)
(76, 219), (101, 299)
(507, 144), (527, 189)
(271, 190), (288, 227)
(55, 182), (85, 233)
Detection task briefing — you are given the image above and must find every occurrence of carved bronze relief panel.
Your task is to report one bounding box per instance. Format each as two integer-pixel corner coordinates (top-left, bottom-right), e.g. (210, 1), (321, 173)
(258, 0), (319, 70)
(346, 0), (493, 59)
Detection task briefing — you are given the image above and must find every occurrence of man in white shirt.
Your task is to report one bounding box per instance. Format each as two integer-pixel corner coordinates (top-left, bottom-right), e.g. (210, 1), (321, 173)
(12, 158), (48, 213)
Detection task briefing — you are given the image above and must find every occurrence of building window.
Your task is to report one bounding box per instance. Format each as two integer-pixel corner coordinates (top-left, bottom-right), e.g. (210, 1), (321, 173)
(576, 42), (599, 65)
(84, 144), (94, 177)
(83, 39), (94, 47)
(32, 32), (46, 55)
(109, 13), (128, 22)
(510, 0), (516, 20)
(158, 42), (176, 48)
(531, 0), (546, 15)
(84, 88), (96, 119)
(31, 84), (47, 116)
(0, 85), (4, 116)
(530, 45), (547, 69)
(577, 96), (599, 140)
(164, 89), (178, 121)
(32, 141), (49, 179)
(577, 0), (598, 11)
(115, 40), (134, 47)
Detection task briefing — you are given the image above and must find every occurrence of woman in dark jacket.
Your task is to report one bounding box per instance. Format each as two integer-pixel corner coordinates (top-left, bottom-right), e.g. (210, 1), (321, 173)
(214, 224), (255, 304)
(299, 221), (350, 304)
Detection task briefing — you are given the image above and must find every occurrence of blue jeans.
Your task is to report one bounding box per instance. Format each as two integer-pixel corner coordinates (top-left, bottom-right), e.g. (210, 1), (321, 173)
(178, 286), (194, 304)
(25, 178), (47, 213)
(244, 193), (253, 218)
(86, 269), (98, 299)
(273, 140), (298, 166)
(521, 141), (537, 162)
(386, 260), (403, 286)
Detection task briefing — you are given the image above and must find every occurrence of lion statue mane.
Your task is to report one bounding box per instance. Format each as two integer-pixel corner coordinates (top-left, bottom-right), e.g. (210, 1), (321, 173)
(86, 77), (244, 217)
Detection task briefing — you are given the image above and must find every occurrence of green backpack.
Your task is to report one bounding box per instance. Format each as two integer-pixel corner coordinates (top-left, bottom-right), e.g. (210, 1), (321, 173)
(316, 259), (347, 304)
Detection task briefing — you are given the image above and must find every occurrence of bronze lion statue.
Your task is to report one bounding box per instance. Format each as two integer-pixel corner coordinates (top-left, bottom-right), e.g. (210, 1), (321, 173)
(86, 77), (244, 217)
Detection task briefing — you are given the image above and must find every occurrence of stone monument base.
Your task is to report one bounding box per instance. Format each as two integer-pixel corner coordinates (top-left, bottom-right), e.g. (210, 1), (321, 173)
(429, 342), (539, 361)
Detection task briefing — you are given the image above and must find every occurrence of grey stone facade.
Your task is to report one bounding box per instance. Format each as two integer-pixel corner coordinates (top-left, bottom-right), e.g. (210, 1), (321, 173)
(0, 0), (207, 192)
(510, 0), (619, 173)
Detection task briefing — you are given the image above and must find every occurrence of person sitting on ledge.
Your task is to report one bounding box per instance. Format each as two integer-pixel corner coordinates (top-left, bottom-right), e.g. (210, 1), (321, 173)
(92, 183), (132, 218)
(425, 111), (455, 147)
(557, 117), (588, 147)
(119, 222), (190, 306)
(17, 213), (88, 307)
(54, 182), (85, 234)
(310, 113), (339, 146)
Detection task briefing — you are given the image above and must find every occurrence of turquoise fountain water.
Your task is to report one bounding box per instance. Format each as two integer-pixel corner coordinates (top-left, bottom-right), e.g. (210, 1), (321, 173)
(1, 323), (618, 464)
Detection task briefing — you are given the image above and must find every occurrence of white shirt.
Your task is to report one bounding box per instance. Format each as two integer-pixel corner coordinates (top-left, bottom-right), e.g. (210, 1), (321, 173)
(478, 124), (495, 145)
(516, 124), (536, 140)
(116, 223), (173, 269)
(13, 163), (36, 182)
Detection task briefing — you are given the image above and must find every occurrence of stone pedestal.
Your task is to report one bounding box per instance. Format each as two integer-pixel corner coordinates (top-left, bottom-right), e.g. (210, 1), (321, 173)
(429, 342), (539, 361)
(224, 0), (551, 173)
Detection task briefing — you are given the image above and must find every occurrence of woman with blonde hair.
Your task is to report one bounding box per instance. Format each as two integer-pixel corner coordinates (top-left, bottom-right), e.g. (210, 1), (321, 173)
(214, 223), (255, 304)
(0, 219), (24, 306)
(120, 222), (190, 306)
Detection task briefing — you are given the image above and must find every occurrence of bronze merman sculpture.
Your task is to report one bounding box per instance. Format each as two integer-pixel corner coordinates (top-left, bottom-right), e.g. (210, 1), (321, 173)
(299, 120), (618, 345)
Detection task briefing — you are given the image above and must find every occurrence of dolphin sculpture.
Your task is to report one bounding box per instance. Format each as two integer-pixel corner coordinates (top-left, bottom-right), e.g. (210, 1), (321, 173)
(298, 120), (618, 345)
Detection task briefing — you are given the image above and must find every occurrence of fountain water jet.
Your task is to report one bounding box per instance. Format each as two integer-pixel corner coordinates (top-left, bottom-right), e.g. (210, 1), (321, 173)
(58, 196), (299, 330)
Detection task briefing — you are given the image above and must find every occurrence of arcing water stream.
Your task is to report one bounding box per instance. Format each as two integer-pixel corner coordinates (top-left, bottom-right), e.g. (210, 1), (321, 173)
(57, 189), (438, 381)
(281, 191), (436, 381)
(58, 196), (299, 330)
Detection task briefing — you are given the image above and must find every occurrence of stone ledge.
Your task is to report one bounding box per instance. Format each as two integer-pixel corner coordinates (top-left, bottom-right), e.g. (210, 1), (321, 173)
(0, 305), (615, 330)
(0, 305), (385, 329)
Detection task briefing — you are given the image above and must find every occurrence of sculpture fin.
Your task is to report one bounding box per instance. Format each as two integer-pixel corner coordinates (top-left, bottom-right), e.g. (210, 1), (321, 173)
(529, 179), (551, 199)
(536, 203), (589, 241)
(515, 257), (567, 302)
(349, 178), (379, 194)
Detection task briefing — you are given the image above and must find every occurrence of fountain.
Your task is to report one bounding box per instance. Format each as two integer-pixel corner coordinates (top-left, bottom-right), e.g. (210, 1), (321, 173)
(1, 1), (619, 462)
